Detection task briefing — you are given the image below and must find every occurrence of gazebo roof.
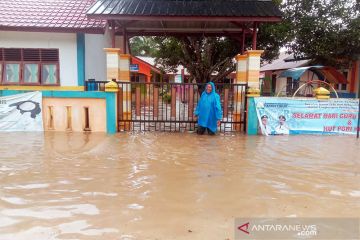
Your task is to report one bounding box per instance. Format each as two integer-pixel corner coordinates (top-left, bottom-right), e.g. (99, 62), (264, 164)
(87, 0), (282, 36)
(87, 0), (282, 19)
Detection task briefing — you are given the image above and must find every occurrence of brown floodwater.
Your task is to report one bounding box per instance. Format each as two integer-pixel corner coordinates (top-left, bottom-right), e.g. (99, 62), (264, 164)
(0, 132), (359, 240)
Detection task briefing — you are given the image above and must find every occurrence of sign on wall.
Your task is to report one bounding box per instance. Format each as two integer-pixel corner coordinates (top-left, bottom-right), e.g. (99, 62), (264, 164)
(0, 92), (43, 131)
(254, 97), (359, 135)
(130, 64), (139, 72)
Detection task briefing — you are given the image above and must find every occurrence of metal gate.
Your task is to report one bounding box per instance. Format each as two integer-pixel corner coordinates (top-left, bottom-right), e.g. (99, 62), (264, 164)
(116, 82), (247, 132)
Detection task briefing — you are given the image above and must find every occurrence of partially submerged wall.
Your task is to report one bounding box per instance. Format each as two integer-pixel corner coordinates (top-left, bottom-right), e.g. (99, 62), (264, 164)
(42, 98), (106, 132)
(0, 90), (117, 134)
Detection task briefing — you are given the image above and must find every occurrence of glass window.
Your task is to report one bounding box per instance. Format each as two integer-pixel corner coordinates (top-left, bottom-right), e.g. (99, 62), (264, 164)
(42, 64), (58, 84)
(23, 64), (39, 83)
(5, 63), (20, 83)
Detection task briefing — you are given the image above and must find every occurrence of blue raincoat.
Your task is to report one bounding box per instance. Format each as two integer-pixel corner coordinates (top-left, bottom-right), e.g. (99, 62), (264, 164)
(194, 82), (223, 133)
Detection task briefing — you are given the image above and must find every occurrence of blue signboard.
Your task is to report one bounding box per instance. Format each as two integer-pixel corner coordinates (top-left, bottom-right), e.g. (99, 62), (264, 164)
(130, 64), (139, 72)
(254, 97), (359, 135)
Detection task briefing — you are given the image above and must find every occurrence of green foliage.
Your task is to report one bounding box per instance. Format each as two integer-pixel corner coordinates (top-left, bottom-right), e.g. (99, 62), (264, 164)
(282, 0), (359, 66)
(130, 36), (158, 56)
(153, 37), (240, 84)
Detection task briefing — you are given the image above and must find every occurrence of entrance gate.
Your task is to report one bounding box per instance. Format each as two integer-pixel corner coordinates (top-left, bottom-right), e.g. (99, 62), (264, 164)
(116, 82), (247, 133)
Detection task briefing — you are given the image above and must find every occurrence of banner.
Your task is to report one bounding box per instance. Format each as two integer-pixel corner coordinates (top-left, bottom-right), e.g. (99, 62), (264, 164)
(254, 97), (359, 135)
(0, 92), (43, 131)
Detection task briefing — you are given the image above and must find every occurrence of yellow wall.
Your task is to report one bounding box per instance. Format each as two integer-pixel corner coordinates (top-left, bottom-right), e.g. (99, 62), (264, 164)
(42, 98), (106, 132)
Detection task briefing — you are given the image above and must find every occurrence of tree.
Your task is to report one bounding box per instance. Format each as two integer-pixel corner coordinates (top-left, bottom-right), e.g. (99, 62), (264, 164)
(282, 0), (360, 66)
(153, 37), (241, 84)
(128, 1), (288, 84)
(130, 36), (158, 56)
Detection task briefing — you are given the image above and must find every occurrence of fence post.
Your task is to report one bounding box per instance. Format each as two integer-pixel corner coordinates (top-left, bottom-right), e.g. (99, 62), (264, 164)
(153, 86), (159, 119)
(171, 86), (176, 119)
(246, 88), (260, 135)
(188, 85), (194, 120)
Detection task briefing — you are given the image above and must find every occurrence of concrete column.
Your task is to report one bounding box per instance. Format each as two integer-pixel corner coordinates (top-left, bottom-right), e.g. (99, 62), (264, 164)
(104, 48), (121, 81)
(233, 54), (248, 131)
(235, 54), (248, 84)
(118, 54), (131, 130)
(246, 50), (264, 89)
(119, 54), (131, 81)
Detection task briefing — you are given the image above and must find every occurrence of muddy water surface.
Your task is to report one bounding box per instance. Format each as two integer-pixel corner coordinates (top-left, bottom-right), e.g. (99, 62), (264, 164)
(0, 132), (359, 240)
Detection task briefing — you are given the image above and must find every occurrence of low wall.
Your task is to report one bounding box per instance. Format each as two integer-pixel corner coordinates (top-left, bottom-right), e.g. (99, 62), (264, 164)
(43, 98), (106, 132)
(0, 90), (117, 134)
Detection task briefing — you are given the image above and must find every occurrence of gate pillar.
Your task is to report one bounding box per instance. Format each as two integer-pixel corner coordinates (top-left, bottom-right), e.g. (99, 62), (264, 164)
(246, 50), (263, 89)
(234, 54), (248, 131)
(118, 54), (131, 131)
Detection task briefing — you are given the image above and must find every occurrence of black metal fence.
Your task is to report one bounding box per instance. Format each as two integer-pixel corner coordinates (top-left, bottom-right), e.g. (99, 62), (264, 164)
(85, 80), (248, 133)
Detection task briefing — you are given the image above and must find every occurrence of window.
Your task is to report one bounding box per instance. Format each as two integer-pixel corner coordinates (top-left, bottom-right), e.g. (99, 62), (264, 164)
(0, 48), (59, 85)
(5, 63), (20, 82)
(286, 77), (299, 96)
(335, 83), (347, 91)
(334, 70), (348, 91)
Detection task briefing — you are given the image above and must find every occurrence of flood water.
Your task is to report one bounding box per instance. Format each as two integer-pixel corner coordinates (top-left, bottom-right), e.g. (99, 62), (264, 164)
(0, 132), (359, 240)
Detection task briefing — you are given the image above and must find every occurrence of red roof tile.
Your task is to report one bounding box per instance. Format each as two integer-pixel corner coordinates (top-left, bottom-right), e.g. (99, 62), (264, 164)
(0, 0), (106, 33)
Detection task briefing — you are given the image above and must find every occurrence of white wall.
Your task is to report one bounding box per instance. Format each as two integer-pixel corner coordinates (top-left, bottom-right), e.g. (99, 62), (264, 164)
(85, 33), (108, 81)
(0, 31), (78, 86)
(274, 70), (321, 95)
(84, 26), (131, 82)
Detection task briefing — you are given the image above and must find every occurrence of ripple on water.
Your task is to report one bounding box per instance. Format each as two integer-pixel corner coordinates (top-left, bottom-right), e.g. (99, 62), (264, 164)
(4, 183), (49, 190)
(1, 204), (99, 220)
(0, 132), (359, 240)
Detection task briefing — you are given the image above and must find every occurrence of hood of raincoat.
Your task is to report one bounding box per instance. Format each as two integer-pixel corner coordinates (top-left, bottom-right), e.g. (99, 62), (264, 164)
(204, 82), (216, 95)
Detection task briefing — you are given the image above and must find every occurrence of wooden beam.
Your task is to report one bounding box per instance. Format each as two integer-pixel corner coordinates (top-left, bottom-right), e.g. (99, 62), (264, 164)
(125, 27), (244, 33)
(252, 22), (258, 50)
(122, 27), (128, 54)
(111, 20), (116, 48)
(242, 31), (246, 54)
(87, 15), (282, 23)
(125, 32), (245, 37)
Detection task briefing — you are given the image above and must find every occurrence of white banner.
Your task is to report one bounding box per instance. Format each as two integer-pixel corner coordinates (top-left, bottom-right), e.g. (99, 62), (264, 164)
(0, 91), (43, 131)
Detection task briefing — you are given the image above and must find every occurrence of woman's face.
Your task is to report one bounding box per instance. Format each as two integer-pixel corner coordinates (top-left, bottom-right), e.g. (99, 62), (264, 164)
(206, 84), (212, 93)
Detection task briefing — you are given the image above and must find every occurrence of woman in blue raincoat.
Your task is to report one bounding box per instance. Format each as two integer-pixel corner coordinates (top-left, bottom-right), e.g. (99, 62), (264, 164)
(194, 82), (223, 135)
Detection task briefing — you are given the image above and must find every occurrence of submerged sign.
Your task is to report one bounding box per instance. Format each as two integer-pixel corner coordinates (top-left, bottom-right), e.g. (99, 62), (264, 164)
(254, 97), (359, 135)
(0, 91), (43, 131)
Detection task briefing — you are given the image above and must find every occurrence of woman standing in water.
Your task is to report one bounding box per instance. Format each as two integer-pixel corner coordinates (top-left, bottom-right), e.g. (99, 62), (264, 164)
(194, 82), (223, 135)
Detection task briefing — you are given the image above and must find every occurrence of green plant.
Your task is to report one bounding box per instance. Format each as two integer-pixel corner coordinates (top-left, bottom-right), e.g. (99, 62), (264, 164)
(162, 93), (172, 103)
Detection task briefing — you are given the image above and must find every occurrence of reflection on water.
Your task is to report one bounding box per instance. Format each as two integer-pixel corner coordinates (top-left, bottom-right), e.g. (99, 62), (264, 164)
(0, 132), (359, 239)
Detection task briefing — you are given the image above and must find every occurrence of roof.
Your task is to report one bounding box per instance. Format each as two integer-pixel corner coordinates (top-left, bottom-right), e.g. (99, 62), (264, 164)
(261, 52), (311, 72)
(136, 56), (189, 75)
(132, 56), (162, 74)
(0, 0), (106, 33)
(278, 66), (348, 84)
(87, 0), (282, 19)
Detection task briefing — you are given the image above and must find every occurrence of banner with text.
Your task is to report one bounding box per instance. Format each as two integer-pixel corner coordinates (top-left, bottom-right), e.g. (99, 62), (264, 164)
(0, 91), (43, 131)
(254, 97), (359, 135)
